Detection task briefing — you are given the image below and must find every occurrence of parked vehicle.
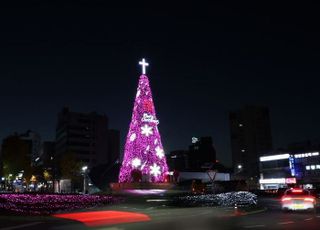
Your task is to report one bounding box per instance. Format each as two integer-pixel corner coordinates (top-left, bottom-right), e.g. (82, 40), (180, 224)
(191, 179), (206, 194)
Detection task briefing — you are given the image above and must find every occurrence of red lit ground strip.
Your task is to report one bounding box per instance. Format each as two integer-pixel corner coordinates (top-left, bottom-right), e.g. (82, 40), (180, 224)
(53, 210), (151, 227)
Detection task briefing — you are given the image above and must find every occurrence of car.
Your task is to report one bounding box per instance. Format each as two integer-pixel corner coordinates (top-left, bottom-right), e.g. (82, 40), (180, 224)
(191, 179), (206, 194)
(281, 188), (316, 211)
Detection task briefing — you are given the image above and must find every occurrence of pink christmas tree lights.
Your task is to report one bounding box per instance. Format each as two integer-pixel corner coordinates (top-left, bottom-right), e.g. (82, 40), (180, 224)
(119, 59), (169, 183)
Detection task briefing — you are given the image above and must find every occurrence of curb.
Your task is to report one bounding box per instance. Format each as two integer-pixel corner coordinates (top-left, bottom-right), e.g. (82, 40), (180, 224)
(243, 207), (268, 215)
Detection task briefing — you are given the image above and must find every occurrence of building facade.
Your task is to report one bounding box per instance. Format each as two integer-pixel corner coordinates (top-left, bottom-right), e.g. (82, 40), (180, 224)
(229, 105), (273, 178)
(1, 133), (33, 179)
(19, 130), (41, 166)
(188, 136), (216, 170)
(259, 151), (320, 190)
(168, 137), (217, 172)
(55, 107), (119, 169)
(167, 150), (189, 171)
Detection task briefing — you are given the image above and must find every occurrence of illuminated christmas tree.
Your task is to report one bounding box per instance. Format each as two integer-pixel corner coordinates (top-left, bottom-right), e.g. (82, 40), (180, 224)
(119, 59), (169, 183)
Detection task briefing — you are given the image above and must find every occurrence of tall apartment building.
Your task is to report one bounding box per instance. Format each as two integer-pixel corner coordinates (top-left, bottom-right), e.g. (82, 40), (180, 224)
(229, 106), (273, 178)
(55, 107), (119, 169)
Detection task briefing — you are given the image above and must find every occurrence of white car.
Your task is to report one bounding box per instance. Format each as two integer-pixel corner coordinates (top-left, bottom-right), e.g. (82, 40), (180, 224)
(281, 188), (316, 211)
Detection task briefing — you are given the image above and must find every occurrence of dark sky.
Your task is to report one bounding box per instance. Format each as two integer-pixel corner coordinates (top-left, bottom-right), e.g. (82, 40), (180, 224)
(1, 2), (320, 166)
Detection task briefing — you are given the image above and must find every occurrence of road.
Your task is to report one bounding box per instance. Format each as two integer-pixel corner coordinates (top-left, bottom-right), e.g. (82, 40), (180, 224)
(235, 197), (320, 229)
(0, 196), (320, 230)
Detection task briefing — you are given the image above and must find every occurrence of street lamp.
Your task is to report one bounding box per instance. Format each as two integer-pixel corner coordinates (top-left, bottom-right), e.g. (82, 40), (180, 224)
(82, 166), (88, 194)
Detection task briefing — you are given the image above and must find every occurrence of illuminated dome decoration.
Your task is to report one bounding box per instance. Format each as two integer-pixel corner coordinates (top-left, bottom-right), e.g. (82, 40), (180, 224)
(119, 59), (169, 183)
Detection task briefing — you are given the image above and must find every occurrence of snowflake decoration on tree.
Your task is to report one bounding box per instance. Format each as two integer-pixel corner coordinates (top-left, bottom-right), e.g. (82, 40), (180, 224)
(155, 146), (164, 159)
(150, 163), (161, 177)
(130, 133), (136, 142)
(141, 124), (153, 137)
(132, 158), (141, 168)
(136, 90), (141, 98)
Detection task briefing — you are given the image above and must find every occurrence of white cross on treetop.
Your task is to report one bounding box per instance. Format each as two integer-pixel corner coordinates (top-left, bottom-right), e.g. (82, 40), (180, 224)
(139, 58), (149, 75)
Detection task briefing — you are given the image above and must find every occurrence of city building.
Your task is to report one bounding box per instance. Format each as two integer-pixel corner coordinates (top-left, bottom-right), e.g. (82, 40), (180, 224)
(168, 137), (217, 172)
(259, 150), (320, 190)
(1, 133), (33, 179)
(55, 107), (120, 169)
(167, 150), (189, 171)
(188, 136), (216, 170)
(229, 105), (273, 178)
(19, 130), (41, 166)
(39, 141), (55, 169)
(37, 141), (55, 191)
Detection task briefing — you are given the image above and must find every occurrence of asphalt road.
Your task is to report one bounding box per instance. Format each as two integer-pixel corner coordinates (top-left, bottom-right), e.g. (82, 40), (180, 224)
(1, 196), (320, 230)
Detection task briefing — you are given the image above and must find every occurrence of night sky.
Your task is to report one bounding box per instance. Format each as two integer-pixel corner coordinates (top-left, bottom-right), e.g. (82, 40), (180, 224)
(1, 2), (320, 166)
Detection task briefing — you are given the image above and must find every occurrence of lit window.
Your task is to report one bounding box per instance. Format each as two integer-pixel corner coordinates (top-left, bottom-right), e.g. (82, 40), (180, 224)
(306, 166), (311, 170)
(316, 165), (320, 169)
(239, 124), (243, 127)
(311, 165), (316, 170)
(241, 149), (245, 152)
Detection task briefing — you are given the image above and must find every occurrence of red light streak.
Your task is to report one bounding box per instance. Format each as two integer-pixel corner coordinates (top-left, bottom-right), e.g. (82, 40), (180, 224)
(53, 210), (151, 227)
(304, 197), (315, 202)
(281, 197), (291, 202)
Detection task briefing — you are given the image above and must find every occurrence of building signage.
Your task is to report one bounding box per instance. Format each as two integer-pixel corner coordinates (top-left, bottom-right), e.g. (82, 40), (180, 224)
(289, 156), (296, 177)
(294, 152), (319, 159)
(259, 177), (296, 184)
(259, 154), (290, 162)
(259, 178), (286, 184)
(285, 178), (296, 184)
(192, 137), (199, 144)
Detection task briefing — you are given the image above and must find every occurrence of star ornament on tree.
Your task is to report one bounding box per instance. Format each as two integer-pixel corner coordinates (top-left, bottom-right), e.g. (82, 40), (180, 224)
(141, 124), (153, 137)
(150, 163), (161, 177)
(155, 146), (164, 159)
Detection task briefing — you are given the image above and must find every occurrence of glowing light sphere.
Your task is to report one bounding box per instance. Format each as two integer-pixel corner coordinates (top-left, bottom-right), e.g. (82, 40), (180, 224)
(119, 62), (169, 183)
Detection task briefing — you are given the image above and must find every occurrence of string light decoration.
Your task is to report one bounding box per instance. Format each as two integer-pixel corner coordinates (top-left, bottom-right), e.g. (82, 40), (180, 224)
(0, 194), (120, 215)
(119, 59), (169, 183)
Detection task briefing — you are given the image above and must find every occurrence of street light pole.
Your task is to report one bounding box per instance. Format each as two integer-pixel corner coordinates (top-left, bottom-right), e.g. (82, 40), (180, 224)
(81, 166), (88, 194)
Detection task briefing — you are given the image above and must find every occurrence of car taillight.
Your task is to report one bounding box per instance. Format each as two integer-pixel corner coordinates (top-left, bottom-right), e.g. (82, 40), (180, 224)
(281, 197), (291, 202)
(304, 197), (314, 202)
(291, 188), (303, 193)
